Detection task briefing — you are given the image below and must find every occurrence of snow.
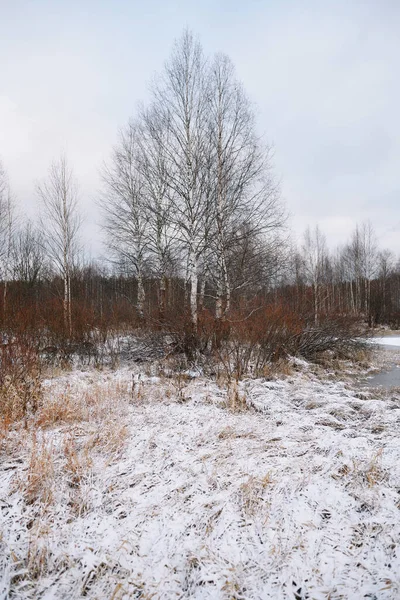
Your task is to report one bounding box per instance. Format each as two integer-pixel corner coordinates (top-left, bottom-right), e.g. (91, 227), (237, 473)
(1, 362), (400, 599)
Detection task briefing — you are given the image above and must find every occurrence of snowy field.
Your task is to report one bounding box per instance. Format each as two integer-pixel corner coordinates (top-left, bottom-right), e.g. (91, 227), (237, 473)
(1, 358), (400, 599)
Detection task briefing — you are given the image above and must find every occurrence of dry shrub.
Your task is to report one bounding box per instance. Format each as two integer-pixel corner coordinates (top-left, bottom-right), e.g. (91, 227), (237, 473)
(0, 338), (42, 422)
(0, 415), (11, 451)
(198, 308), (229, 351)
(212, 303), (365, 380)
(213, 303), (303, 381)
(291, 315), (364, 360)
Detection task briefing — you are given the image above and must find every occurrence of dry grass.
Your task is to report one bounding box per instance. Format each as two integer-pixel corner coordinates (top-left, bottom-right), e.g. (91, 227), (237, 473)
(2, 361), (399, 599)
(332, 449), (387, 488)
(26, 520), (52, 581)
(0, 370), (42, 424)
(358, 449), (386, 488)
(6, 372), (132, 527)
(224, 380), (249, 412)
(217, 425), (256, 440)
(85, 417), (129, 456)
(239, 473), (273, 517)
(17, 434), (55, 506)
(35, 390), (83, 427)
(63, 435), (93, 488)
(36, 381), (130, 429)
(0, 416), (11, 451)
(259, 358), (294, 379)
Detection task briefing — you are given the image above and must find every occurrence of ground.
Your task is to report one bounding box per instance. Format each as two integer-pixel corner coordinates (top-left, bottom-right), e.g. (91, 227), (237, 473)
(1, 348), (400, 599)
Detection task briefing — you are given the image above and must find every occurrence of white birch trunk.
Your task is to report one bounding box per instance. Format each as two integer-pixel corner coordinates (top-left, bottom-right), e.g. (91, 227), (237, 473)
(188, 249), (198, 330)
(215, 270), (224, 320)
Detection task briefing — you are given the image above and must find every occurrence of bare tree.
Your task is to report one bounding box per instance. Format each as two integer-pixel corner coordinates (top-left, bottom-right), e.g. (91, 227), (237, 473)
(0, 160), (16, 322)
(206, 53), (285, 323)
(101, 123), (149, 320)
(150, 30), (211, 335)
(138, 106), (179, 322)
(101, 29), (285, 350)
(359, 221), (377, 324)
(343, 222), (377, 323)
(302, 225), (328, 325)
(37, 155), (81, 337)
(13, 221), (46, 286)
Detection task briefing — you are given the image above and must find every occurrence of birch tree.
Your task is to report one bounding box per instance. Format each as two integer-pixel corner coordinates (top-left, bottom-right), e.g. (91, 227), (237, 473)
(343, 222), (378, 321)
(101, 123), (149, 320)
(0, 160), (16, 323)
(37, 156), (81, 337)
(207, 53), (284, 323)
(302, 225), (327, 325)
(102, 29), (285, 344)
(138, 106), (179, 322)
(150, 30), (211, 334)
(359, 221), (377, 324)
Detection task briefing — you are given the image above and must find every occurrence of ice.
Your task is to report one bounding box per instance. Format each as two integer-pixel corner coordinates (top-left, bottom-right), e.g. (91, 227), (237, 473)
(372, 336), (400, 347)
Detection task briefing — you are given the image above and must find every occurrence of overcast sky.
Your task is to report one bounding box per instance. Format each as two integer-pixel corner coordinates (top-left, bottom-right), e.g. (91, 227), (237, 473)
(1, 0), (399, 258)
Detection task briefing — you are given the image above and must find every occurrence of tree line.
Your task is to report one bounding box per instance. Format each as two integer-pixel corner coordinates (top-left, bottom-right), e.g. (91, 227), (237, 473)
(1, 31), (399, 356)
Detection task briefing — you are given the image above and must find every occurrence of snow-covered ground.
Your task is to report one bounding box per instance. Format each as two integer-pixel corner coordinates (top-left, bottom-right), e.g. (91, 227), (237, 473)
(1, 359), (400, 599)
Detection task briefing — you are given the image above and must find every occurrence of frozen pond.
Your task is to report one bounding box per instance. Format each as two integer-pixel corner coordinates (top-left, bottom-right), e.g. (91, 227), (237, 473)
(372, 335), (400, 349)
(363, 335), (400, 388)
(363, 364), (400, 388)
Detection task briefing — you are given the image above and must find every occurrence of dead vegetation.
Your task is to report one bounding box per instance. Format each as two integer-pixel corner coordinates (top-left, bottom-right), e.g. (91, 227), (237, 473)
(0, 325), (398, 599)
(0, 356), (399, 599)
(0, 338), (42, 424)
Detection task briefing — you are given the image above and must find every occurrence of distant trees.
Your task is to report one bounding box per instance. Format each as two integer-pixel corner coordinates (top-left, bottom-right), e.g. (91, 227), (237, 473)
(0, 160), (16, 322)
(283, 220), (400, 329)
(301, 226), (327, 325)
(13, 222), (46, 286)
(37, 156), (81, 337)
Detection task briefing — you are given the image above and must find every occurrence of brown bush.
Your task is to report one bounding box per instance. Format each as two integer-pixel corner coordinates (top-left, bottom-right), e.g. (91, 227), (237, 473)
(211, 301), (365, 380)
(0, 337), (42, 423)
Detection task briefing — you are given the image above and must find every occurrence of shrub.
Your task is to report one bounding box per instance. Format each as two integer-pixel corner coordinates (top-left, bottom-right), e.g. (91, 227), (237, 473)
(213, 303), (365, 380)
(0, 337), (42, 423)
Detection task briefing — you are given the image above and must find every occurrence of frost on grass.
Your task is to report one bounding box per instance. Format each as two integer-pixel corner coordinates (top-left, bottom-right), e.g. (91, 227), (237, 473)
(1, 364), (400, 599)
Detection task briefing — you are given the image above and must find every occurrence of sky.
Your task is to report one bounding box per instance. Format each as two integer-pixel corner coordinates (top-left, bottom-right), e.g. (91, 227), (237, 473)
(0, 0), (399, 259)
